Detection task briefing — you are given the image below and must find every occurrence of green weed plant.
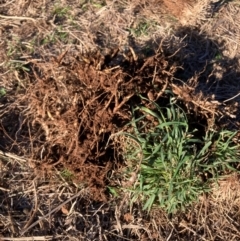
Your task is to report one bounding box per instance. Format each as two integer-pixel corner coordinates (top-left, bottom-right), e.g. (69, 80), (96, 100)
(0, 88), (6, 98)
(125, 97), (240, 213)
(129, 20), (156, 37)
(60, 168), (74, 181)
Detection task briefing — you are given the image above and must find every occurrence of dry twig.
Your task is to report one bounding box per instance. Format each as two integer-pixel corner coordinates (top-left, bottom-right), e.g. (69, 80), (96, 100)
(20, 189), (84, 235)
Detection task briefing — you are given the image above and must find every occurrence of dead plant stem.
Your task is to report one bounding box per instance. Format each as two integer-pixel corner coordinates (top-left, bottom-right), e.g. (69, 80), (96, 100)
(0, 150), (27, 163)
(20, 189), (84, 235)
(0, 14), (37, 22)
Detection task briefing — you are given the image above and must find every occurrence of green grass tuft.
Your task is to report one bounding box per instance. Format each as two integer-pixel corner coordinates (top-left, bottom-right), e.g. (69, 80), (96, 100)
(60, 168), (74, 181)
(124, 96), (240, 214)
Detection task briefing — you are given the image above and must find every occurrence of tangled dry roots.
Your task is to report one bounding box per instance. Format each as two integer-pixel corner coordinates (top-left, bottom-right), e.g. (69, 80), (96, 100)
(1, 48), (176, 200)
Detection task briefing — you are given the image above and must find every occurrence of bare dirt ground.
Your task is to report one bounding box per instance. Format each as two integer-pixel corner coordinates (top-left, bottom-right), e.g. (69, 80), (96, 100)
(1, 0), (240, 240)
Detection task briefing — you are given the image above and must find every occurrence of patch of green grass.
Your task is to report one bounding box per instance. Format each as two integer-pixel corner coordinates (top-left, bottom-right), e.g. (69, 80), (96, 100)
(53, 5), (71, 17)
(214, 52), (222, 60)
(6, 36), (36, 61)
(41, 28), (69, 45)
(60, 168), (74, 181)
(107, 186), (119, 197)
(55, 29), (69, 42)
(92, 1), (105, 8)
(0, 88), (6, 98)
(123, 96), (240, 214)
(7, 61), (30, 72)
(6, 37), (23, 58)
(129, 20), (156, 37)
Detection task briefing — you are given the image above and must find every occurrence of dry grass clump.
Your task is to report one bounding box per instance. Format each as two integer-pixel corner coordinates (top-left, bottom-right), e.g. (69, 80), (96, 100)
(0, 155), (82, 239)
(186, 175), (240, 240)
(141, 174), (240, 241)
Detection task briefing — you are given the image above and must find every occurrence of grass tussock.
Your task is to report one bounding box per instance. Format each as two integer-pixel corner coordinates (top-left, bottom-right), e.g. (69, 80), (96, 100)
(116, 96), (240, 214)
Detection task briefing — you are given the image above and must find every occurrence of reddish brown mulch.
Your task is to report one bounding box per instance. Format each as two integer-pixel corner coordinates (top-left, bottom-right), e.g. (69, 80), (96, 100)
(0, 47), (175, 201)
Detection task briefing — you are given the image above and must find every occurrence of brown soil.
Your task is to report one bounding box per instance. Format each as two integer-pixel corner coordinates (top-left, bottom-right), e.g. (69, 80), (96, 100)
(0, 48), (175, 201)
(163, 0), (198, 18)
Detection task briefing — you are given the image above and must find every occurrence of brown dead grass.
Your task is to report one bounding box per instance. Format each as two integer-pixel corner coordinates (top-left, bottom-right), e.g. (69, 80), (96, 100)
(1, 0), (240, 240)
